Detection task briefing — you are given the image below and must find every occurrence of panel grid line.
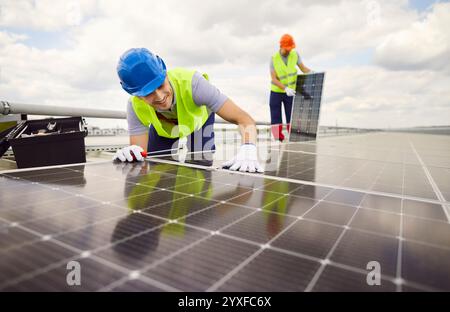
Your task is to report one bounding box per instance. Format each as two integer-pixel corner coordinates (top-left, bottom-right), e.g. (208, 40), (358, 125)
(99, 185), (290, 292)
(3, 164), (450, 262)
(205, 185), (336, 292)
(0, 215), (178, 292)
(305, 161), (388, 291)
(1, 132), (449, 292)
(395, 158), (406, 292)
(146, 157), (449, 206)
(409, 139), (450, 222)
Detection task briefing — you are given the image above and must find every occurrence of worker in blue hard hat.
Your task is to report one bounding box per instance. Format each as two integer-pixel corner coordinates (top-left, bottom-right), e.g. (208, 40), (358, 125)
(113, 48), (264, 173)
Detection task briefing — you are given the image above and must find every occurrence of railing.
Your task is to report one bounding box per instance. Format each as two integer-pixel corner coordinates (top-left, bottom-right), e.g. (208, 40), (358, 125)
(1, 100), (376, 146)
(0, 100), (271, 125)
(1, 101), (126, 119)
(0, 101), (272, 154)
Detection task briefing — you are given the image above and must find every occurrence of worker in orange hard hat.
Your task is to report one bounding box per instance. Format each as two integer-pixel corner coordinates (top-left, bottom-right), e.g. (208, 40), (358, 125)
(269, 34), (314, 142)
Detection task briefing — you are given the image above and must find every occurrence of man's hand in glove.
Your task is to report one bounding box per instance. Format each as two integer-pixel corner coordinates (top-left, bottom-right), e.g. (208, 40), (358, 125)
(284, 87), (296, 97)
(113, 145), (146, 162)
(222, 143), (264, 173)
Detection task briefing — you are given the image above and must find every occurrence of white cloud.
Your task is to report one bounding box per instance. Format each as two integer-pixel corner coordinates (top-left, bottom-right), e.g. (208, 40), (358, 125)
(0, 0), (449, 130)
(320, 65), (450, 128)
(0, 0), (97, 30)
(375, 2), (450, 72)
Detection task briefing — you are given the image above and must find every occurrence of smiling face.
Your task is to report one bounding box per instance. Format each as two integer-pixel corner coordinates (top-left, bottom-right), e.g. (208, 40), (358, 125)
(139, 76), (173, 111)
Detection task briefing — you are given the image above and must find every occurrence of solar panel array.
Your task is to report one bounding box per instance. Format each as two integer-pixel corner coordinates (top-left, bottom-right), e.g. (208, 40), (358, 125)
(0, 132), (449, 291)
(289, 73), (324, 140)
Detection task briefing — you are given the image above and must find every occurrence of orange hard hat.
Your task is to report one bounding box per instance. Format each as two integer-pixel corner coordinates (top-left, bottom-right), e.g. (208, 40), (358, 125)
(280, 34), (295, 50)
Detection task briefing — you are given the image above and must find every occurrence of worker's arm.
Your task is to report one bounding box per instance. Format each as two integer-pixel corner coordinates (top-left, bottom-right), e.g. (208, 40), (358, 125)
(217, 99), (263, 173)
(129, 133), (149, 153)
(270, 69), (286, 90)
(298, 62), (312, 73)
(216, 99), (257, 145)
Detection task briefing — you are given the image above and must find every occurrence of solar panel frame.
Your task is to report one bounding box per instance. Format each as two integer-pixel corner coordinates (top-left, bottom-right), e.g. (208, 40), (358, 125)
(289, 72), (326, 141)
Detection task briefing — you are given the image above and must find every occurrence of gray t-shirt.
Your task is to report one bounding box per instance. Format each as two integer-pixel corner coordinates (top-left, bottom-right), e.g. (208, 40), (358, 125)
(270, 50), (302, 71)
(127, 71), (228, 135)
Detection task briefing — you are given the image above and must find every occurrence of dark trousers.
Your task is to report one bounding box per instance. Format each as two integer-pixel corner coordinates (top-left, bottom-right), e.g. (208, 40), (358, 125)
(147, 113), (216, 156)
(269, 91), (293, 140)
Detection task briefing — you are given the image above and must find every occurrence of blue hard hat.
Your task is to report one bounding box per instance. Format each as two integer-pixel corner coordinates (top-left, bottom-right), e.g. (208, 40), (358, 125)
(117, 48), (167, 96)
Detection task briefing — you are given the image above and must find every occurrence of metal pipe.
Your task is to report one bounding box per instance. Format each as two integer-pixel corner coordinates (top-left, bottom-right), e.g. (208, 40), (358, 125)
(1, 101), (126, 119)
(1, 100), (272, 125)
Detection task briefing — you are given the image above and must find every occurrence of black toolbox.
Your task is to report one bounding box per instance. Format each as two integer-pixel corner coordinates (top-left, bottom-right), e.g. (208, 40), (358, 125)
(0, 117), (88, 169)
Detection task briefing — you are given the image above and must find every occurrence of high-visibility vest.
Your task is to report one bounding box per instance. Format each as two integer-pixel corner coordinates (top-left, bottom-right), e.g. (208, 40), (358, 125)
(131, 68), (210, 138)
(271, 50), (298, 93)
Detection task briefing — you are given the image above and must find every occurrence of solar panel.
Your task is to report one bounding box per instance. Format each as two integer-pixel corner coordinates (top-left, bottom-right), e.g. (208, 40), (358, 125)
(0, 132), (449, 291)
(289, 72), (325, 141)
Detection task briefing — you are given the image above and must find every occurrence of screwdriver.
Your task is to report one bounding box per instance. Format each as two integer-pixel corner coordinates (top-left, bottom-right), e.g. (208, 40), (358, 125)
(130, 150), (148, 161)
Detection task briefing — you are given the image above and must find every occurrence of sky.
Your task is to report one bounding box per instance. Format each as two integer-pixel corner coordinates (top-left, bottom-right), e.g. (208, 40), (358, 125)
(0, 0), (449, 129)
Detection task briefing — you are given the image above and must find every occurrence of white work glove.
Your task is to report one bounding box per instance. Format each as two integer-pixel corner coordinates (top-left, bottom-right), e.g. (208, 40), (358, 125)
(113, 145), (144, 162)
(308, 70), (316, 74)
(222, 144), (264, 173)
(284, 87), (296, 97)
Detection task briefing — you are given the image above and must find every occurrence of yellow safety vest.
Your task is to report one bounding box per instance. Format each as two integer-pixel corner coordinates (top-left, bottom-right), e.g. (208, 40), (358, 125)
(271, 50), (298, 93)
(131, 68), (210, 138)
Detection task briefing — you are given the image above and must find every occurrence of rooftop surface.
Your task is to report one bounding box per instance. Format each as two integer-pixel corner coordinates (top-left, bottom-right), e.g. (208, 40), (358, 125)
(0, 132), (449, 291)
